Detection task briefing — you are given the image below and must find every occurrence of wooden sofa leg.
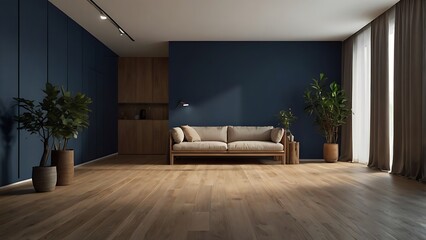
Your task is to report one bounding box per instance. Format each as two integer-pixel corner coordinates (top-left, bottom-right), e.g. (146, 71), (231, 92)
(170, 154), (174, 165)
(282, 154), (286, 165)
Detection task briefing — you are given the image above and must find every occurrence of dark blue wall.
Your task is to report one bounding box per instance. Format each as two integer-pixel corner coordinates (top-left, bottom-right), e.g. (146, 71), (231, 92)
(0, 0), (19, 186)
(0, 0), (118, 186)
(169, 41), (342, 159)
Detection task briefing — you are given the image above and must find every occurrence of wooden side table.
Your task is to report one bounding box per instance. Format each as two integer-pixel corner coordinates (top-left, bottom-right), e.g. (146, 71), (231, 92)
(286, 142), (300, 164)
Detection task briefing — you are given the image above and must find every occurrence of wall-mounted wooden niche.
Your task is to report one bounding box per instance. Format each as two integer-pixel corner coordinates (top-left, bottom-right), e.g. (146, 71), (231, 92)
(118, 57), (169, 155)
(118, 103), (168, 120)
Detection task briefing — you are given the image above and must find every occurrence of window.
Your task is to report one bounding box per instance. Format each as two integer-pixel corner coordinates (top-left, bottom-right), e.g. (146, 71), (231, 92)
(388, 9), (395, 170)
(352, 27), (371, 164)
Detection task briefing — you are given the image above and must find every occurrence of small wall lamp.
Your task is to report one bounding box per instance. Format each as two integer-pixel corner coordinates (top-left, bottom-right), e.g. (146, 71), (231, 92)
(178, 101), (190, 107)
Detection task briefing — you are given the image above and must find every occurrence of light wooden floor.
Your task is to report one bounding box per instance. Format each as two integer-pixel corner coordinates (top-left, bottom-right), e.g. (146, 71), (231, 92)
(0, 155), (425, 240)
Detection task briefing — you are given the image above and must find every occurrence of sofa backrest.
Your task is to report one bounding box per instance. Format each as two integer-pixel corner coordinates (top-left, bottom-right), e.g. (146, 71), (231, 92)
(192, 126), (228, 142)
(227, 126), (273, 142)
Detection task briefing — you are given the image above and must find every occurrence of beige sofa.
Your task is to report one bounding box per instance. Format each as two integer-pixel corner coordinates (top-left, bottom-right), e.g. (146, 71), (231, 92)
(169, 126), (286, 165)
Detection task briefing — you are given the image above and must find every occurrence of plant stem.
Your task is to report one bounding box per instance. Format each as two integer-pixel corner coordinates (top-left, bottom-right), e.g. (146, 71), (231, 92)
(62, 139), (67, 151)
(39, 140), (50, 167)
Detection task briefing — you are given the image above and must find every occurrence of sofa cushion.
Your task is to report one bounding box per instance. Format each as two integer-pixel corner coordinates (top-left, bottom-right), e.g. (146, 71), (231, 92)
(228, 126), (273, 142)
(227, 141), (283, 151)
(173, 141), (228, 151)
(171, 127), (185, 143)
(181, 125), (201, 142)
(192, 126), (228, 142)
(271, 128), (284, 143)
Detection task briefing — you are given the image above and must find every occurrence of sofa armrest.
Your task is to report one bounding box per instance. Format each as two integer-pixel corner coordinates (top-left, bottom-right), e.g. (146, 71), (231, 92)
(280, 129), (287, 146)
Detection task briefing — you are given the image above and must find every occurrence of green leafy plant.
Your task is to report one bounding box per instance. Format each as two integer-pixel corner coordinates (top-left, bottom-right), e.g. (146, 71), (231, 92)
(303, 73), (351, 144)
(14, 83), (61, 167)
(14, 82), (92, 165)
(278, 108), (297, 131)
(52, 88), (92, 151)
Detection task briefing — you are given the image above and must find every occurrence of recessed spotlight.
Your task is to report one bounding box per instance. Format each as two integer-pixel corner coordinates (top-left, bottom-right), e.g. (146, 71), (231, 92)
(87, 0), (134, 41)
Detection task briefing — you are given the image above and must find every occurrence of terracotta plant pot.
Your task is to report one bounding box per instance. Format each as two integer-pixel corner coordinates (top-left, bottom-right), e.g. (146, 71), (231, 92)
(51, 149), (74, 186)
(323, 143), (338, 163)
(32, 166), (57, 192)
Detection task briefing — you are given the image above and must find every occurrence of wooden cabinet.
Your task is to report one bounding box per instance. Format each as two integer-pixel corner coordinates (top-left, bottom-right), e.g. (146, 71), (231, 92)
(118, 120), (139, 154)
(118, 58), (167, 103)
(118, 120), (169, 154)
(152, 58), (168, 103)
(118, 57), (169, 155)
(118, 58), (151, 103)
(152, 120), (169, 154)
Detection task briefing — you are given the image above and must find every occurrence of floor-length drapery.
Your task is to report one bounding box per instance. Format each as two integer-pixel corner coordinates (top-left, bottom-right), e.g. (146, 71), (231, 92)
(422, 0), (426, 183)
(368, 12), (390, 170)
(352, 27), (371, 164)
(340, 37), (354, 162)
(392, 0), (425, 180)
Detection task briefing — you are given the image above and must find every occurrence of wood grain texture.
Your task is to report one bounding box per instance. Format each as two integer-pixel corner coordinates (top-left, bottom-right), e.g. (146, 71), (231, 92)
(152, 120), (169, 154)
(118, 103), (168, 120)
(118, 57), (169, 155)
(287, 142), (300, 164)
(136, 58), (153, 103)
(118, 57), (168, 104)
(152, 58), (169, 103)
(118, 120), (139, 154)
(118, 58), (136, 103)
(118, 58), (153, 103)
(148, 104), (169, 120)
(137, 120), (153, 154)
(1, 156), (424, 240)
(119, 120), (169, 154)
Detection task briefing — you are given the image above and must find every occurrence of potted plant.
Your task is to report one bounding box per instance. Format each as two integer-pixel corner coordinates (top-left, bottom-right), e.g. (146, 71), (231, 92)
(278, 108), (297, 142)
(303, 73), (351, 162)
(14, 83), (61, 192)
(51, 88), (91, 185)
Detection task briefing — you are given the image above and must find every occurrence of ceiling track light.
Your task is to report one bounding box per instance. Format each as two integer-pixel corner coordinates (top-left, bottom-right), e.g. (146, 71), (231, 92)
(87, 0), (135, 41)
(100, 12), (107, 20)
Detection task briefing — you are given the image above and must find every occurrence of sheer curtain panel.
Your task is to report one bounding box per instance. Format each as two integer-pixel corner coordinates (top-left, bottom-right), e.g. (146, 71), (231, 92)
(388, 9), (395, 170)
(352, 27), (371, 164)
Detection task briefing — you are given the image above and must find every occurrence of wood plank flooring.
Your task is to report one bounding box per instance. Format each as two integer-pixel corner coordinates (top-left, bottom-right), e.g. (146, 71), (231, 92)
(0, 155), (425, 240)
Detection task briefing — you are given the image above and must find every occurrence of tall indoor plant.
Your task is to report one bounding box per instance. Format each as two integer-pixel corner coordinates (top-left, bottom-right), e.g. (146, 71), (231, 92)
(51, 88), (91, 185)
(14, 83), (60, 192)
(303, 73), (351, 162)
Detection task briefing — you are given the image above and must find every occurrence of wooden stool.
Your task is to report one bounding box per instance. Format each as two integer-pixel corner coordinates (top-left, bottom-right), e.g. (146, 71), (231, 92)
(286, 142), (299, 164)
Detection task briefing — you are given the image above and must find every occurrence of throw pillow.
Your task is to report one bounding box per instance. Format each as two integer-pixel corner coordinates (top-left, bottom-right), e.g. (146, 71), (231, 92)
(271, 128), (284, 143)
(181, 125), (201, 142)
(171, 127), (184, 143)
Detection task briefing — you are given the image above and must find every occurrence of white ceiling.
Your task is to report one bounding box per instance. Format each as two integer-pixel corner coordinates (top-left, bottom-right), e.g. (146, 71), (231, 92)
(49, 0), (398, 57)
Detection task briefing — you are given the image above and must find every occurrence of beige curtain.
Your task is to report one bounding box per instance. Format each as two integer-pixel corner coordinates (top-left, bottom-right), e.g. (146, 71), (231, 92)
(368, 13), (390, 170)
(422, 0), (426, 183)
(339, 37), (353, 162)
(392, 0), (425, 180)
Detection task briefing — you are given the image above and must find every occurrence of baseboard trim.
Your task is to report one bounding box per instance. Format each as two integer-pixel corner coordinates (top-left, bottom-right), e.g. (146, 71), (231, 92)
(0, 152), (118, 190)
(75, 152), (118, 168)
(0, 179), (32, 190)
